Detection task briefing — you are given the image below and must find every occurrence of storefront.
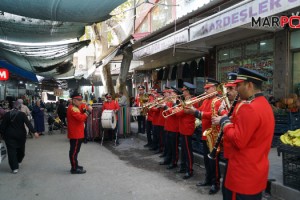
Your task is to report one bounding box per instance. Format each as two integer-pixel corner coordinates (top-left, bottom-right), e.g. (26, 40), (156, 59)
(291, 30), (300, 95)
(217, 34), (274, 96)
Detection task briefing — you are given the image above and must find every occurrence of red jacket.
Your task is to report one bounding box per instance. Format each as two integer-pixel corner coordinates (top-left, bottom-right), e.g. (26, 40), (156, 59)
(151, 106), (161, 126)
(146, 95), (155, 121)
(67, 105), (88, 139)
(102, 100), (120, 120)
(222, 102), (241, 159)
(164, 101), (179, 132)
(223, 96), (275, 194)
(198, 96), (221, 140)
(151, 106), (165, 126)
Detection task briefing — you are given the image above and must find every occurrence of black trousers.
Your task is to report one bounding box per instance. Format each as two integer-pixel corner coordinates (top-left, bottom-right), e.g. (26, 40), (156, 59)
(181, 135), (194, 174)
(69, 139), (83, 170)
(152, 125), (163, 150)
(146, 120), (153, 144)
(137, 115), (146, 133)
(202, 140), (220, 186)
(5, 139), (25, 170)
(166, 132), (179, 165)
(223, 186), (262, 200)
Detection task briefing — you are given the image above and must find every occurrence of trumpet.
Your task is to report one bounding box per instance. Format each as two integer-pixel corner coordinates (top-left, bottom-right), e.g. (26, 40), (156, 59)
(162, 91), (218, 118)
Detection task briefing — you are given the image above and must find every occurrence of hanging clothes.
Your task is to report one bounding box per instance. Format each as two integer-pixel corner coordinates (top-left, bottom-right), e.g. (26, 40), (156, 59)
(197, 58), (205, 77)
(182, 63), (191, 79)
(190, 60), (198, 78)
(157, 68), (164, 81)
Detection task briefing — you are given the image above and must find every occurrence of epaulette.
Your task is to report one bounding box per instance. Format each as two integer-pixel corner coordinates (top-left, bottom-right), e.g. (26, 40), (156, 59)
(72, 106), (80, 113)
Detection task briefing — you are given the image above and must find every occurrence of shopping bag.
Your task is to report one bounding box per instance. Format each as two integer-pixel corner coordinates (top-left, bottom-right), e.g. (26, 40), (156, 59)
(0, 141), (7, 164)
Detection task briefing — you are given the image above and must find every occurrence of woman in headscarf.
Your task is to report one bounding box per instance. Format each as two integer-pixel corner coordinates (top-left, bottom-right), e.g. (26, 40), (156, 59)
(32, 100), (45, 135)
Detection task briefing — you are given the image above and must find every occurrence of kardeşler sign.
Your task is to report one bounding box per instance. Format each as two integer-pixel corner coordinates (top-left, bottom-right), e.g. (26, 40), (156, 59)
(0, 68), (9, 80)
(190, 0), (300, 41)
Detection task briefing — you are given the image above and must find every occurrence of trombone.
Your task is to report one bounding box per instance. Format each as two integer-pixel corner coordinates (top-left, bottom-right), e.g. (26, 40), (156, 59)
(162, 91), (219, 118)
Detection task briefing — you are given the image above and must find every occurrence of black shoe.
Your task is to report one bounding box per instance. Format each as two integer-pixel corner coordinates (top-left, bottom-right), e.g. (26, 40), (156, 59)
(154, 150), (162, 154)
(144, 143), (152, 148)
(70, 168), (86, 174)
(209, 184), (219, 195)
(196, 181), (211, 187)
(166, 164), (177, 170)
(159, 161), (170, 165)
(176, 168), (186, 173)
(159, 154), (166, 158)
(183, 172), (193, 179)
(78, 165), (83, 170)
(149, 147), (157, 151)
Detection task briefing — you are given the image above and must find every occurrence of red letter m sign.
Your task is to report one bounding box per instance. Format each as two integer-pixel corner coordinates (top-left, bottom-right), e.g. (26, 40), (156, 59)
(0, 68), (9, 80)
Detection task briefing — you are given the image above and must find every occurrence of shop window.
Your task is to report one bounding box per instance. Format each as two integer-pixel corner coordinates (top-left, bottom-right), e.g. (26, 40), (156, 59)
(219, 49), (230, 61)
(217, 37), (274, 96)
(291, 30), (300, 49)
(259, 39), (273, 53)
(230, 47), (242, 58)
(246, 43), (258, 56)
(292, 52), (300, 95)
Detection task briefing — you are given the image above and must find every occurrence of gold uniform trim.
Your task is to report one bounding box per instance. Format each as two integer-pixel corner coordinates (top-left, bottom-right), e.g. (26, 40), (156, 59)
(72, 106), (80, 113)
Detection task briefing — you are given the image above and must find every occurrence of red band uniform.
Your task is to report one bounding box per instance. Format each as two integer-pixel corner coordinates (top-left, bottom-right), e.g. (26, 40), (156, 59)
(67, 92), (91, 174)
(102, 94), (120, 142)
(176, 82), (196, 179)
(220, 67), (275, 200)
(195, 78), (222, 195)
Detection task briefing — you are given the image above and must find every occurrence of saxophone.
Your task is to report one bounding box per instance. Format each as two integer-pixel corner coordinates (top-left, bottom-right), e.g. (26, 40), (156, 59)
(203, 97), (221, 153)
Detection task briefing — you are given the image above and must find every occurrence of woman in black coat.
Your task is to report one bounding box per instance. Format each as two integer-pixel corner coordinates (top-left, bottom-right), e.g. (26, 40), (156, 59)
(0, 101), (39, 174)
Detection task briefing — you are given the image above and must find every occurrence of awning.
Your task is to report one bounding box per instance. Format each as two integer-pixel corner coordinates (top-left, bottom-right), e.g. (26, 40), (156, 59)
(0, 0), (127, 23)
(0, 40), (89, 77)
(0, 60), (38, 82)
(83, 47), (120, 79)
(133, 28), (189, 60)
(0, 12), (86, 43)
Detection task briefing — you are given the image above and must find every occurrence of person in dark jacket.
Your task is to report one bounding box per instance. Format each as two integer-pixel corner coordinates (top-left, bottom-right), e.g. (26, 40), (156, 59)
(0, 101), (39, 174)
(57, 99), (67, 126)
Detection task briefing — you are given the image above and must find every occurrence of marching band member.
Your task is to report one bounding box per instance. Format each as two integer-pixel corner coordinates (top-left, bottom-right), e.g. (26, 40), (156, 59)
(67, 91), (92, 174)
(185, 78), (222, 194)
(149, 90), (163, 152)
(176, 82), (196, 179)
(102, 93), (120, 144)
(158, 87), (171, 159)
(212, 68), (274, 200)
(144, 87), (156, 148)
(161, 87), (181, 169)
(134, 85), (147, 134)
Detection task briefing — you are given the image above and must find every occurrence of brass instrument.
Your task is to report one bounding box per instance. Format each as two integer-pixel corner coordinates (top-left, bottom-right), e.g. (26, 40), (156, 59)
(162, 91), (218, 118)
(139, 93), (149, 115)
(203, 97), (220, 153)
(208, 94), (239, 160)
(204, 83), (229, 153)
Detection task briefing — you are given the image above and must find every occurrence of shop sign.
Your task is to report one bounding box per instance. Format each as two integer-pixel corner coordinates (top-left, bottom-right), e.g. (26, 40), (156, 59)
(190, 0), (300, 41)
(0, 68), (9, 80)
(133, 29), (189, 59)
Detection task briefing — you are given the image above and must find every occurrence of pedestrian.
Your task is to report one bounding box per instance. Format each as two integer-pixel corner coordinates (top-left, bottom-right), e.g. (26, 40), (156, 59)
(32, 100), (45, 136)
(57, 99), (67, 127)
(67, 91), (92, 174)
(0, 101), (39, 174)
(118, 91), (128, 107)
(17, 99), (32, 136)
(212, 67), (275, 200)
